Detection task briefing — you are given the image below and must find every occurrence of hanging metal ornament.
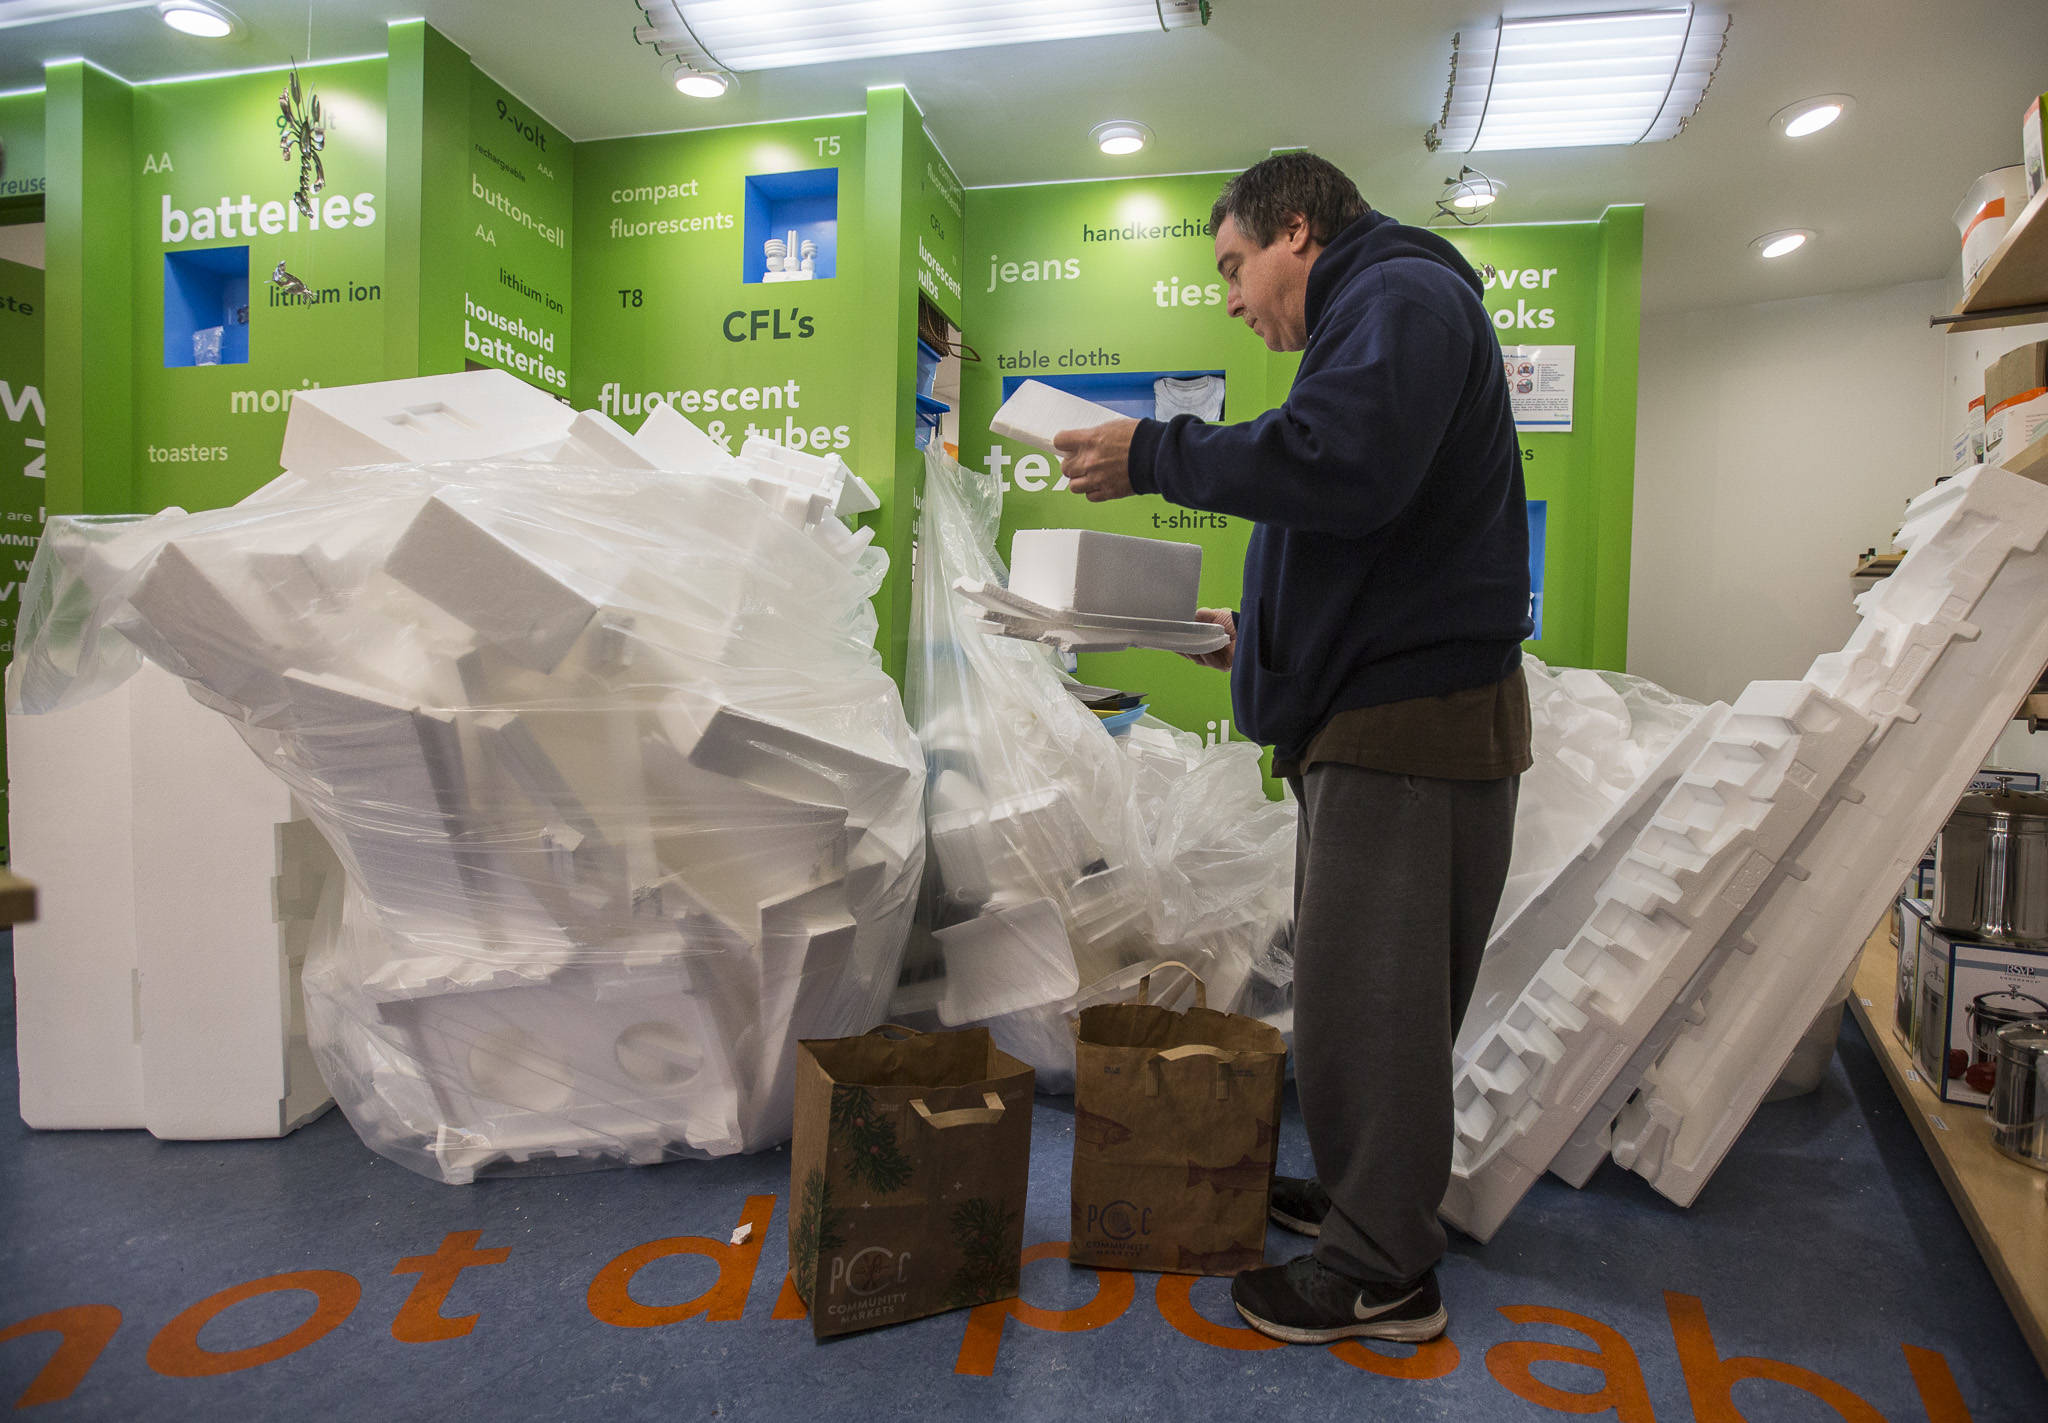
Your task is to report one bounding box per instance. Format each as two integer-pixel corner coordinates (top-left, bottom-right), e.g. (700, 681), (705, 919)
(277, 62), (326, 218)
(269, 259), (313, 300)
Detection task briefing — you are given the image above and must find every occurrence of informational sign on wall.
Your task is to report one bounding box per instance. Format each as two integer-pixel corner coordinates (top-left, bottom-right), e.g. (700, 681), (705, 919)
(0, 254), (44, 855)
(1502, 344), (1575, 432)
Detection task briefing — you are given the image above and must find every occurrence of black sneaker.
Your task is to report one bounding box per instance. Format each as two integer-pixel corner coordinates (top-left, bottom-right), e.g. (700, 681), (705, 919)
(1231, 1254), (1448, 1345)
(1268, 1175), (1330, 1236)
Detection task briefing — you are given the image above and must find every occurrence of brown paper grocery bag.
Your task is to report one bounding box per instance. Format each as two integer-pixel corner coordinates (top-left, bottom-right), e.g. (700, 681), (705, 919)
(1069, 964), (1287, 1275)
(788, 1025), (1034, 1338)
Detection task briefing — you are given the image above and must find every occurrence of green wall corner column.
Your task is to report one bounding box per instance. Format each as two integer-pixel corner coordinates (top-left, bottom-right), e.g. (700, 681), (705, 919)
(1590, 203), (1644, 672)
(857, 86), (917, 684)
(43, 61), (133, 515)
(384, 19), (472, 379)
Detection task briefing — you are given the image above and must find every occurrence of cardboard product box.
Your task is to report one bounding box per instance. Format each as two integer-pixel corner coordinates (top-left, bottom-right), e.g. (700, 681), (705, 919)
(1953, 395), (1986, 473)
(1985, 389), (2048, 467)
(1895, 897), (1929, 1052)
(1911, 923), (2048, 1106)
(1986, 342), (2048, 414)
(2026, 93), (2046, 198)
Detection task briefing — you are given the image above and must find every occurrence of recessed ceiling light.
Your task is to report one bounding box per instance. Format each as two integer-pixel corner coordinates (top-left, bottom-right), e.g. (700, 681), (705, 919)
(1751, 229), (1814, 259)
(1091, 120), (1152, 156)
(672, 64), (729, 98)
(157, 1), (239, 39)
(1447, 173), (1506, 210)
(1771, 94), (1854, 139)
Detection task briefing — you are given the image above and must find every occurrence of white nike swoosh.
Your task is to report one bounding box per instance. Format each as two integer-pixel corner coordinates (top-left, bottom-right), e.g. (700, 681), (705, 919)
(1353, 1288), (1420, 1321)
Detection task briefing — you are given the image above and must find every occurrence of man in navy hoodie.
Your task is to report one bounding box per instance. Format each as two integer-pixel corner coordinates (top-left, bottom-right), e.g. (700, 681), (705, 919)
(1056, 153), (1532, 1345)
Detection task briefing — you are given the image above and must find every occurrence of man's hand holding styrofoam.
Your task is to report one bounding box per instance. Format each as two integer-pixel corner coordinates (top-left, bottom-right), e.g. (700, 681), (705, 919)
(1055, 418), (1141, 502)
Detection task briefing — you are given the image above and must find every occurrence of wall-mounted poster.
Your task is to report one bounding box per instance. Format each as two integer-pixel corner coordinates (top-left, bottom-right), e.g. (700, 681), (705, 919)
(1502, 344), (1574, 432)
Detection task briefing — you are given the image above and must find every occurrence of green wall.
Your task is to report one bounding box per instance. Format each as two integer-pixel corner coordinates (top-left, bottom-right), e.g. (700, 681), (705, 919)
(0, 89), (46, 219)
(0, 255), (42, 856)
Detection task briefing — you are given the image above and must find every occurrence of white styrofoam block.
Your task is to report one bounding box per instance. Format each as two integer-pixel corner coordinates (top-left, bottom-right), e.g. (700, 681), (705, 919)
(129, 666), (333, 1138)
(983, 786), (1103, 894)
(1457, 705), (1732, 1059)
(1008, 529), (1202, 624)
(9, 679), (143, 1128)
(125, 541), (296, 708)
(561, 410), (657, 471)
(279, 370), (573, 478)
(633, 401), (738, 474)
(990, 380), (1124, 455)
(10, 661), (335, 1138)
(379, 961), (745, 1184)
(738, 883), (863, 1142)
(385, 494), (604, 673)
(935, 897), (1080, 1026)
(656, 693), (913, 825)
(1440, 680), (1871, 1242)
(1608, 465), (2048, 1206)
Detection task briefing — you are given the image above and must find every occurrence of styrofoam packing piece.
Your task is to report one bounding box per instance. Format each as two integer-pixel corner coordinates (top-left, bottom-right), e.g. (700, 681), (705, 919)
(1439, 680), (1871, 1242)
(384, 493), (608, 673)
(737, 434), (879, 518)
(657, 692), (913, 826)
(1008, 528), (1202, 624)
(1458, 705), (1732, 1059)
(935, 897), (1079, 1026)
(278, 369), (575, 478)
(989, 379), (1123, 455)
(631, 401), (739, 475)
(560, 410), (658, 471)
(124, 541), (308, 709)
(1608, 464), (2048, 1205)
(380, 962), (745, 1184)
(9, 677), (144, 1128)
(954, 579), (1228, 656)
(10, 660), (335, 1137)
(736, 881), (864, 1142)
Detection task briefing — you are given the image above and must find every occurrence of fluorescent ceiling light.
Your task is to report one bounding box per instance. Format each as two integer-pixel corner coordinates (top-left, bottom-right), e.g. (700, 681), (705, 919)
(1428, 6), (1730, 153)
(157, 0), (236, 38)
(636, 0), (1210, 72)
(1751, 229), (1812, 259)
(1771, 94), (1853, 138)
(1091, 120), (1151, 156)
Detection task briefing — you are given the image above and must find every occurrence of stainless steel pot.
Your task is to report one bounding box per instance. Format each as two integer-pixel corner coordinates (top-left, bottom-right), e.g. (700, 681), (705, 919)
(1932, 788), (2048, 946)
(1988, 1021), (2048, 1172)
(1967, 990), (2048, 1063)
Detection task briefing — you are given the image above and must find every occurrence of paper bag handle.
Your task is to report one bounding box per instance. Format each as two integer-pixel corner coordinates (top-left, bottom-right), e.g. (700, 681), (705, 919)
(1145, 1043), (1235, 1100)
(1135, 961), (1208, 1011)
(865, 1023), (925, 1039)
(910, 1092), (1007, 1129)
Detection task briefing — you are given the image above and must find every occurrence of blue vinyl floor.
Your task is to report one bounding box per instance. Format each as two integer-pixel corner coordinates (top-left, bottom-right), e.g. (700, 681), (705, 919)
(3, 930), (2045, 1422)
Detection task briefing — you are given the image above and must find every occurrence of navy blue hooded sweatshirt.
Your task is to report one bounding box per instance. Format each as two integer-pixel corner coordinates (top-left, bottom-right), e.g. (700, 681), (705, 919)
(1128, 209), (1532, 764)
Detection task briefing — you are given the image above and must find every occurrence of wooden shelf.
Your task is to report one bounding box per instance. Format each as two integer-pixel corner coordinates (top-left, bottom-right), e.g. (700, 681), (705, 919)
(2003, 432), (2048, 484)
(1936, 186), (2048, 332)
(1852, 552), (1903, 578)
(1846, 920), (2048, 1378)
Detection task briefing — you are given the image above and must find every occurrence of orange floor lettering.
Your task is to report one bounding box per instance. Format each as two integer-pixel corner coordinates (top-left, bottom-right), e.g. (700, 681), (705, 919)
(389, 1230), (512, 1343)
(1902, 1343), (1977, 1423)
(1666, 1290), (1888, 1423)
(1329, 1334), (1461, 1379)
(1153, 1273), (1284, 1352)
(954, 1241), (1137, 1377)
(0, 1304), (122, 1408)
(586, 1195), (775, 1328)
(146, 1271), (361, 1378)
(1485, 1304), (1656, 1419)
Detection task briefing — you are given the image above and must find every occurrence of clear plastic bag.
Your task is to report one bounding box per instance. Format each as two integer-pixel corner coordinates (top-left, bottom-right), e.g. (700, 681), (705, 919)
(9, 432), (924, 1183)
(896, 448), (1294, 1090)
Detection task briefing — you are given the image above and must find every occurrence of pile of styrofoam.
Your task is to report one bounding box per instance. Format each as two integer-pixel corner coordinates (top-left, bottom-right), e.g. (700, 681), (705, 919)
(896, 446), (1294, 1090)
(1442, 463), (2048, 1235)
(8, 371), (923, 1183)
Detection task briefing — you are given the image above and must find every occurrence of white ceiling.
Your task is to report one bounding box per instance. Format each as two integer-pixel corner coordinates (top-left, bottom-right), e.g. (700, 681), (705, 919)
(3, 0), (2044, 314)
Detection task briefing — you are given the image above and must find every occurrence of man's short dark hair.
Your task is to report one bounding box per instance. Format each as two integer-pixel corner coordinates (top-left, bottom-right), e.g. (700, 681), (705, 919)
(1209, 152), (1369, 247)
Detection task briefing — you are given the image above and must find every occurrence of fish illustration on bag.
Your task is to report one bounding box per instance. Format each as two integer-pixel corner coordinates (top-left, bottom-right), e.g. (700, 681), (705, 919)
(1254, 1117), (1275, 1153)
(1074, 1104), (1133, 1150)
(1187, 1154), (1270, 1195)
(1177, 1242), (1266, 1274)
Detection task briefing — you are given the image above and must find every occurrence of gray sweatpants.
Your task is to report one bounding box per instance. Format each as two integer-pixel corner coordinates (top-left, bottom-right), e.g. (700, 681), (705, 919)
(1285, 762), (1519, 1285)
